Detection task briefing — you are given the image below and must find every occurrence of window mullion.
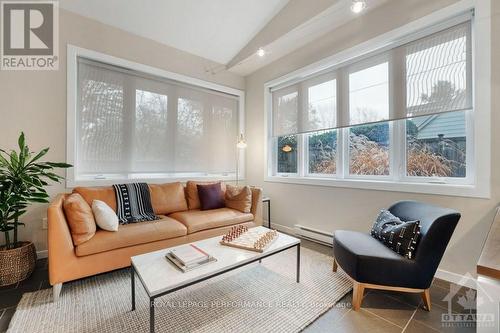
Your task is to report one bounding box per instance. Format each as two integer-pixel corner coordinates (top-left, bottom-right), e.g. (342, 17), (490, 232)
(123, 77), (136, 177)
(298, 83), (307, 177)
(390, 48), (405, 180)
(337, 68), (349, 179)
(298, 133), (305, 177)
(168, 87), (178, 174)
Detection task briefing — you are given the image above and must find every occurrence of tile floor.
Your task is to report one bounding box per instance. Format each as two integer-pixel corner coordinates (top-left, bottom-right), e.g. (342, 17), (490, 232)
(300, 239), (477, 333)
(0, 239), (476, 332)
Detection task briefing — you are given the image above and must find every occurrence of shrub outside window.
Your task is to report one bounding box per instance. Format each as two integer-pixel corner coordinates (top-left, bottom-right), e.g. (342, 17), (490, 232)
(307, 130), (337, 175)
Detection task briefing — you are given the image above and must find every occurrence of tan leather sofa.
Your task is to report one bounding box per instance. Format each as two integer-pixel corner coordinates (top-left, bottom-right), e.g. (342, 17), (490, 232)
(48, 182), (262, 300)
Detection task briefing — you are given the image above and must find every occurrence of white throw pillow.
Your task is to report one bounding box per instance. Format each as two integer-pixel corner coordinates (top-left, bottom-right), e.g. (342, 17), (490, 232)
(92, 200), (119, 232)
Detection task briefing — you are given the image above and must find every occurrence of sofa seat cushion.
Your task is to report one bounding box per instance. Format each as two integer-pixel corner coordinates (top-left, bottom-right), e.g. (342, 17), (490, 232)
(333, 230), (424, 289)
(169, 208), (253, 234)
(75, 216), (187, 256)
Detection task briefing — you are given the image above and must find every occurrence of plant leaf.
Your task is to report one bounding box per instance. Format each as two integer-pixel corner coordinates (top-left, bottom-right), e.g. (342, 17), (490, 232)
(27, 197), (49, 203)
(27, 147), (49, 165)
(17, 132), (25, 151)
(45, 162), (72, 168)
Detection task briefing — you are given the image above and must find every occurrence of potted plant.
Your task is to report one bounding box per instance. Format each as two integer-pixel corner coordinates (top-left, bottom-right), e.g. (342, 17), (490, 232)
(0, 132), (71, 286)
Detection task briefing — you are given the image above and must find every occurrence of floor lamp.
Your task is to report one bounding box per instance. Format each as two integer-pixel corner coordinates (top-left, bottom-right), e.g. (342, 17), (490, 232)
(236, 133), (247, 186)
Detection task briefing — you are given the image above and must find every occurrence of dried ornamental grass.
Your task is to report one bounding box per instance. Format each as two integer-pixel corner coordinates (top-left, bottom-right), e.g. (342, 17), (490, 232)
(407, 147), (452, 177)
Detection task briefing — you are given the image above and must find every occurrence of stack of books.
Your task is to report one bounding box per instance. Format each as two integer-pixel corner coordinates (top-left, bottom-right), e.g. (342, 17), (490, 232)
(165, 244), (216, 272)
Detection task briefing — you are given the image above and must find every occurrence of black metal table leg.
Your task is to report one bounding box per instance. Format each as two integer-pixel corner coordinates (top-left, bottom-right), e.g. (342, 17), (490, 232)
(268, 200), (271, 229)
(150, 298), (155, 333)
(296, 244), (300, 283)
(131, 266), (135, 311)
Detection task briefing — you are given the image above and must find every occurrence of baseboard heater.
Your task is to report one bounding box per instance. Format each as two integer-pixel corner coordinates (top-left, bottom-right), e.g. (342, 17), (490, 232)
(294, 224), (333, 246)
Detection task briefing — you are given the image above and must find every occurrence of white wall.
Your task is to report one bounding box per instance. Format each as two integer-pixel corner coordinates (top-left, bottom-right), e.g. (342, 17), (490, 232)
(0, 9), (245, 252)
(245, 0), (499, 277)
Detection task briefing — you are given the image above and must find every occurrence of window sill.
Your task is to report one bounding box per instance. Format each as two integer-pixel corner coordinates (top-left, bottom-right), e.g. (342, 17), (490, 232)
(67, 174), (242, 188)
(264, 175), (489, 199)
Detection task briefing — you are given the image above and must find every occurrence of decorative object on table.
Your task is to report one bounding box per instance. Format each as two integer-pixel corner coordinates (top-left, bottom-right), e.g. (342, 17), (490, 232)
(220, 225), (278, 253)
(165, 244), (216, 272)
(113, 183), (159, 224)
(370, 209), (421, 259)
(225, 184), (252, 213)
(236, 132), (247, 186)
(197, 182), (225, 210)
(0, 132), (71, 286)
(332, 200), (460, 312)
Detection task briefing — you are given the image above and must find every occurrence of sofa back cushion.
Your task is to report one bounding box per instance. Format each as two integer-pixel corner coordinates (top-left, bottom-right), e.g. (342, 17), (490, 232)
(186, 181), (226, 210)
(63, 193), (97, 245)
(149, 182), (188, 215)
(73, 186), (117, 212)
(197, 183), (225, 210)
(225, 185), (252, 213)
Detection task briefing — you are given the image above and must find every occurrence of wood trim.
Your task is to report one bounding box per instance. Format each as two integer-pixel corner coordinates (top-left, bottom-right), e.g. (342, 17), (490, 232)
(477, 264), (500, 280)
(333, 257), (431, 311)
(358, 283), (425, 294)
(421, 289), (431, 311)
(477, 208), (500, 280)
(352, 282), (365, 311)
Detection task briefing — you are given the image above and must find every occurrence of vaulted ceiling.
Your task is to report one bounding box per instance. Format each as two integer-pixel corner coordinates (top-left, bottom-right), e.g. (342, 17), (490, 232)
(59, 0), (387, 76)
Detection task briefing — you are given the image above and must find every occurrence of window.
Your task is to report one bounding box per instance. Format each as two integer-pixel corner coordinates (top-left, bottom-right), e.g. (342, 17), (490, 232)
(305, 77), (337, 132)
(307, 130), (337, 175)
(71, 55), (242, 184)
(405, 111), (467, 178)
(349, 62), (389, 125)
(267, 17), (478, 195)
(349, 123), (390, 176)
(277, 135), (298, 174)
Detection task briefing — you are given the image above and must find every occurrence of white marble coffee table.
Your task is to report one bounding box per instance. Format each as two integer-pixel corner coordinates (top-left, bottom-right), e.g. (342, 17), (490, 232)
(130, 226), (301, 333)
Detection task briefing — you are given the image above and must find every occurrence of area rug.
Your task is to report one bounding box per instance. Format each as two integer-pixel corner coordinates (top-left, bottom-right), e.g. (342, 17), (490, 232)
(7, 247), (352, 333)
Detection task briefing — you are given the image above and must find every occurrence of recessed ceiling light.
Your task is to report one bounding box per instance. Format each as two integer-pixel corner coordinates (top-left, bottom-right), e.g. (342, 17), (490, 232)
(257, 47), (266, 57)
(351, 0), (367, 14)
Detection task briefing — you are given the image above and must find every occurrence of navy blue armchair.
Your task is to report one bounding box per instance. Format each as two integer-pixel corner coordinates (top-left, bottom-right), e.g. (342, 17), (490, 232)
(332, 201), (460, 311)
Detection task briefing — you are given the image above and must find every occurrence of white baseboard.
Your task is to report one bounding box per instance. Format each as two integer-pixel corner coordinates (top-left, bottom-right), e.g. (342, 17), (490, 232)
(435, 268), (477, 289)
(270, 222), (296, 236)
(272, 222), (477, 289)
(37, 250), (48, 259)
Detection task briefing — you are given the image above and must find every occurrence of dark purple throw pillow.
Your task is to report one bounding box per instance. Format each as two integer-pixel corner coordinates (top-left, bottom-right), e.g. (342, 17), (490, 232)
(197, 183), (225, 210)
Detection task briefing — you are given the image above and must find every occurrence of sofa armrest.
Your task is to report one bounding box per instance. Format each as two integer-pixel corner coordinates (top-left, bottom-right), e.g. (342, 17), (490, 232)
(250, 187), (263, 226)
(48, 193), (78, 285)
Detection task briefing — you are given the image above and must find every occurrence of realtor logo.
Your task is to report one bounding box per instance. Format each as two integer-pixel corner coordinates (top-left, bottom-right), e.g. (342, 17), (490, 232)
(1, 1), (58, 70)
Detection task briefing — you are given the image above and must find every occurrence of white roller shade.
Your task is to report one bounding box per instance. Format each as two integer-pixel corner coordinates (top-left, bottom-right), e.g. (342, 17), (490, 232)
(77, 58), (239, 178)
(404, 22), (472, 118)
(271, 19), (472, 137)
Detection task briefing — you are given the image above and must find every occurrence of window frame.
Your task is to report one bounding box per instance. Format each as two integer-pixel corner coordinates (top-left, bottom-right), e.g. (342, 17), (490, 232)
(264, 7), (491, 199)
(67, 45), (245, 188)
(303, 72), (338, 178)
(399, 109), (474, 185)
(274, 135), (300, 177)
(304, 129), (339, 178)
